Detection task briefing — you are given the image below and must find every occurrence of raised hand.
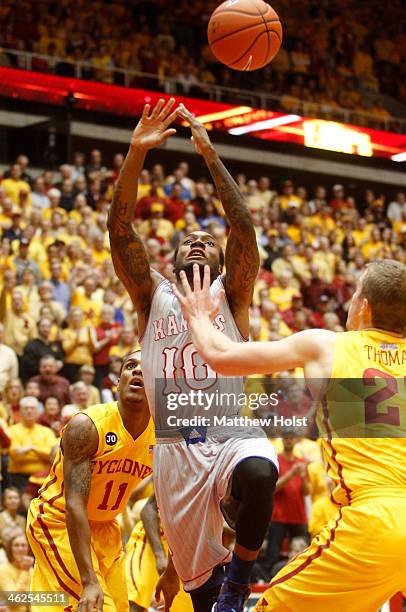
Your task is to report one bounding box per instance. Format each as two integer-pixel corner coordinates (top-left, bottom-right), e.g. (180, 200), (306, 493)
(172, 264), (224, 323)
(177, 103), (213, 156)
(131, 98), (180, 151)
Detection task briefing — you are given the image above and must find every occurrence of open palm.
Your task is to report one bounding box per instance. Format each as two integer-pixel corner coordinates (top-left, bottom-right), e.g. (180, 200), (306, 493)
(131, 98), (179, 151)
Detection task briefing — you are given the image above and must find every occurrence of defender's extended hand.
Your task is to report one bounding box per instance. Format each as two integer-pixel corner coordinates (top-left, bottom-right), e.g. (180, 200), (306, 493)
(177, 103), (213, 156)
(131, 98), (180, 151)
(172, 264), (224, 323)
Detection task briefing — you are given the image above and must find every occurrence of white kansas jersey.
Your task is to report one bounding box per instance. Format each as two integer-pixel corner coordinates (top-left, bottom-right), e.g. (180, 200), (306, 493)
(140, 276), (248, 440)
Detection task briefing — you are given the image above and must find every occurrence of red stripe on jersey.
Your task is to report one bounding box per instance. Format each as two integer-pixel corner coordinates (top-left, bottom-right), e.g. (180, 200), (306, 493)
(322, 400), (352, 505)
(37, 514), (80, 585)
(269, 508), (343, 588)
(29, 523), (80, 601)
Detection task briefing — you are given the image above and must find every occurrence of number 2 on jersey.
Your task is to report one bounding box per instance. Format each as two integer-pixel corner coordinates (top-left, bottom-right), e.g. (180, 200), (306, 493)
(363, 369), (405, 426)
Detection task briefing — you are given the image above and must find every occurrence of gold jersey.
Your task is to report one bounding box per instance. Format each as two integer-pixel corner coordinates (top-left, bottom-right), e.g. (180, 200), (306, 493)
(32, 402), (154, 522)
(319, 330), (406, 505)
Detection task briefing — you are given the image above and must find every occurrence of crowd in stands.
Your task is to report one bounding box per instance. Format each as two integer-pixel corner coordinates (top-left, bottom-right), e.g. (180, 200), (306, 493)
(0, 148), (405, 604)
(0, 0), (405, 128)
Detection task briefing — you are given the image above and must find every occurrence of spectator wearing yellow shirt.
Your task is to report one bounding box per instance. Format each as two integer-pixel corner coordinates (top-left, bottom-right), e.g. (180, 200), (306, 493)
(8, 396), (57, 491)
(15, 268), (40, 316)
(361, 227), (384, 259)
(61, 307), (95, 381)
(0, 488), (26, 540)
(277, 180), (302, 211)
(138, 205), (175, 242)
(269, 272), (300, 312)
(1, 164), (31, 207)
(92, 234), (110, 268)
(352, 217), (371, 247)
(40, 188), (68, 223)
(0, 533), (34, 612)
(0, 289), (36, 357)
(35, 281), (66, 325)
(78, 364), (101, 406)
(308, 478), (338, 539)
(137, 168), (153, 200)
(307, 460), (329, 504)
(71, 276), (102, 326)
(109, 325), (139, 359)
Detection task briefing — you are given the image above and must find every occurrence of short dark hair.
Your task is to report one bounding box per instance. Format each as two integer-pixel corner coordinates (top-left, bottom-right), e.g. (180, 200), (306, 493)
(361, 260), (406, 334)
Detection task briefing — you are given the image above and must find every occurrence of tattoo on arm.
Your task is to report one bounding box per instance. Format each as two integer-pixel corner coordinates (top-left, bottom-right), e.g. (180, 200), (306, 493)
(206, 154), (259, 303)
(63, 415), (97, 500)
(108, 186), (152, 316)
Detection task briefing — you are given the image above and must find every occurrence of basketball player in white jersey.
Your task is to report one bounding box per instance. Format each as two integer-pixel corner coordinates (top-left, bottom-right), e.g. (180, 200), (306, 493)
(108, 99), (278, 612)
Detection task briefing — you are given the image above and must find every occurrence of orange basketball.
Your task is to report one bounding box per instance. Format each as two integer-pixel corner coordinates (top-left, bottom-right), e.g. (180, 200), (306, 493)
(208, 0), (282, 71)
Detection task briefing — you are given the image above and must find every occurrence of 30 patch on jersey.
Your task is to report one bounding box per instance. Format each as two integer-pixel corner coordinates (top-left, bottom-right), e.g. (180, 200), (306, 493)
(105, 432), (118, 446)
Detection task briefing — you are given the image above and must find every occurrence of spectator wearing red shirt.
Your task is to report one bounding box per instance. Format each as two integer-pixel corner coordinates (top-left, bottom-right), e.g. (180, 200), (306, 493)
(37, 396), (63, 437)
(329, 184), (347, 211)
(134, 179), (167, 220)
(165, 183), (187, 223)
(263, 433), (309, 579)
(282, 293), (311, 329)
(308, 294), (330, 328)
(29, 355), (70, 406)
(92, 304), (120, 388)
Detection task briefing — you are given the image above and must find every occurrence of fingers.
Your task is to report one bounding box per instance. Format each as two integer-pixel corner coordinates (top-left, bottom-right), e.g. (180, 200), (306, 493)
(171, 283), (186, 305)
(162, 107), (181, 130)
(193, 263), (202, 294)
(203, 264), (211, 294)
(150, 98), (165, 118)
(160, 128), (177, 143)
(159, 97), (176, 119)
(141, 103), (150, 120)
(178, 103), (193, 121)
(179, 269), (193, 298)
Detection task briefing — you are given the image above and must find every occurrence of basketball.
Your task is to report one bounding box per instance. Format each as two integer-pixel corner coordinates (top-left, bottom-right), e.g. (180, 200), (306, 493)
(207, 0), (282, 71)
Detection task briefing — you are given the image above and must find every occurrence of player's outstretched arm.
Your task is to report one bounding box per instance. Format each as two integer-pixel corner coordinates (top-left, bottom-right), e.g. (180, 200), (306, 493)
(178, 104), (259, 336)
(107, 98), (179, 337)
(173, 264), (332, 376)
(63, 413), (102, 612)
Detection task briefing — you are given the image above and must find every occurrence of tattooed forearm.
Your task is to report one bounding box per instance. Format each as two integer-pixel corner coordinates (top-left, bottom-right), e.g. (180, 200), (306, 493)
(206, 153), (255, 234)
(111, 228), (151, 288)
(67, 460), (92, 499)
(107, 148), (153, 314)
(205, 151), (259, 304)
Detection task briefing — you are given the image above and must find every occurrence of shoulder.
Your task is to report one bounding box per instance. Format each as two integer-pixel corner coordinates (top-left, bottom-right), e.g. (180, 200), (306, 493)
(62, 412), (98, 458)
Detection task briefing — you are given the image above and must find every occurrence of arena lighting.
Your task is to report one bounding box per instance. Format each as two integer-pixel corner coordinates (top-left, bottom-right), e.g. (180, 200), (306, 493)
(391, 152), (406, 162)
(303, 120), (373, 157)
(1, 67), (406, 160)
(228, 114), (301, 135)
(187, 106), (253, 124)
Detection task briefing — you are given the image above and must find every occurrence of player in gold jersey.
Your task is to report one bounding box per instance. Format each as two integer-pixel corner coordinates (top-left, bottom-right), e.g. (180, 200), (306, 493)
(27, 351), (158, 612)
(174, 260), (406, 612)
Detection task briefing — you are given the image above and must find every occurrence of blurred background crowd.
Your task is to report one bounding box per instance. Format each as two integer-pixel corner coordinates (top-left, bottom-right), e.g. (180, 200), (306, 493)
(0, 148), (405, 604)
(0, 0), (405, 128)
